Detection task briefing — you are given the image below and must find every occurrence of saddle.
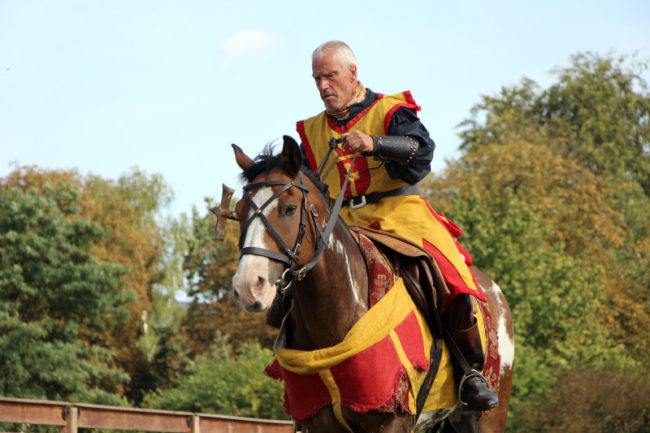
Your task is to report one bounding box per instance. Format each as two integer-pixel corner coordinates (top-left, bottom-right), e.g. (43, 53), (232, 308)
(348, 226), (450, 339)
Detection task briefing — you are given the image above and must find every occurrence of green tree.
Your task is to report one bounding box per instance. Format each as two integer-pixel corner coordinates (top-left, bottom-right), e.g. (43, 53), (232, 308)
(459, 53), (650, 196)
(143, 334), (287, 420)
(0, 185), (131, 403)
(1, 165), (189, 405)
(179, 202), (276, 356)
(449, 52), (649, 363)
(423, 52), (649, 431)
(184, 201), (240, 301)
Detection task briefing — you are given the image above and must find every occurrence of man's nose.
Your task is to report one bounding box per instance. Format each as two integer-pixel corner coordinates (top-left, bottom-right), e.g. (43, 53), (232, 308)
(317, 79), (329, 92)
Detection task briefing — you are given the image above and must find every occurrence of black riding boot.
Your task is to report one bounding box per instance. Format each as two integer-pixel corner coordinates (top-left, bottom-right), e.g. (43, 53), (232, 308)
(444, 294), (499, 411)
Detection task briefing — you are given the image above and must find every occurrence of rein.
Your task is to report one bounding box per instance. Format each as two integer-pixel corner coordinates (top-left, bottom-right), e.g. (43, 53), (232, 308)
(238, 139), (357, 289)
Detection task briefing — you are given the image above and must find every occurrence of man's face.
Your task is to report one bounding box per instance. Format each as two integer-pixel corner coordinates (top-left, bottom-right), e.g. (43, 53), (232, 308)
(312, 51), (357, 112)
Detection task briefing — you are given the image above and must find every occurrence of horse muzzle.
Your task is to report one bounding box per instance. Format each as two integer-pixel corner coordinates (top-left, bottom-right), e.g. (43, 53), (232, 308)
(232, 259), (278, 310)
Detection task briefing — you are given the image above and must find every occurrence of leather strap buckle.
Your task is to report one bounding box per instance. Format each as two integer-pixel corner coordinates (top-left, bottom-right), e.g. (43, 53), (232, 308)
(349, 195), (367, 209)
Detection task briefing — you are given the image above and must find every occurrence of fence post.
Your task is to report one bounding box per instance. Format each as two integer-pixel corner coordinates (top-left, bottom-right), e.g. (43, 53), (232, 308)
(191, 415), (200, 433)
(61, 406), (78, 433)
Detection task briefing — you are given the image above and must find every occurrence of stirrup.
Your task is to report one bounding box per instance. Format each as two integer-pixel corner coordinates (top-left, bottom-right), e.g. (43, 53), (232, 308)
(457, 369), (492, 406)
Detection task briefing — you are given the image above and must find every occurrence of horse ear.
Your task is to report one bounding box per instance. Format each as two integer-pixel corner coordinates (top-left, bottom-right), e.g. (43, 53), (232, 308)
(281, 135), (302, 177)
(232, 144), (255, 170)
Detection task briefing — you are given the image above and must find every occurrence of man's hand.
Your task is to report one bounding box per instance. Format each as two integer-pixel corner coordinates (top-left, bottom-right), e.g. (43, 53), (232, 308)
(342, 131), (374, 154)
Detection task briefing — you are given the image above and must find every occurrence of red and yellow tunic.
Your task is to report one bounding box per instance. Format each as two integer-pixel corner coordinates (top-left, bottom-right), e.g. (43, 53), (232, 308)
(297, 91), (485, 307)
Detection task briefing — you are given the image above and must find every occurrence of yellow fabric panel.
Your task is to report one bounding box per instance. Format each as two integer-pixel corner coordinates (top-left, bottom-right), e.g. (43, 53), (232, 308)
(340, 194), (479, 295)
(473, 297), (488, 361)
(410, 300), (457, 411)
(301, 93), (411, 197)
(275, 279), (414, 374)
(422, 338), (457, 411)
(318, 369), (354, 433)
(388, 330), (419, 412)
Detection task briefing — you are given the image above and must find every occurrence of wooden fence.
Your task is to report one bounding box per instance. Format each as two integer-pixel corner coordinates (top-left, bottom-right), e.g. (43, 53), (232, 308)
(0, 397), (293, 433)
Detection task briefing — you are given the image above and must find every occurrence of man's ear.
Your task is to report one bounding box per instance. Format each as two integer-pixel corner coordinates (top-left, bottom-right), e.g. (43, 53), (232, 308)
(349, 64), (357, 82)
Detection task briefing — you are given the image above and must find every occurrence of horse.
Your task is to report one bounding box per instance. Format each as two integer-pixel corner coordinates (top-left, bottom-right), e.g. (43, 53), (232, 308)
(227, 135), (514, 433)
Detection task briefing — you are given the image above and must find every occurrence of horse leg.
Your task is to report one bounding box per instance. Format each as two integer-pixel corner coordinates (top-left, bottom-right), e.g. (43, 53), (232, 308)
(303, 407), (414, 433)
(301, 407), (350, 433)
(447, 409), (480, 433)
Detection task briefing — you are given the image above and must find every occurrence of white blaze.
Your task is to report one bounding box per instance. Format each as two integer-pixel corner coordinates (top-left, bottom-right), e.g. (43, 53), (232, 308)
(232, 187), (278, 308)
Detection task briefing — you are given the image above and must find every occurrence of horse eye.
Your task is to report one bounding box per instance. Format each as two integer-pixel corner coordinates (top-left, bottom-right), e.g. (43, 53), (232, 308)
(284, 204), (297, 216)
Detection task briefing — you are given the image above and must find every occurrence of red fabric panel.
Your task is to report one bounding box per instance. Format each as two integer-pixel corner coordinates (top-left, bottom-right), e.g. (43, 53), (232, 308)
(420, 199), (474, 266)
(357, 235), (394, 307)
(265, 360), (332, 422)
(335, 146), (371, 198)
(393, 311), (429, 370)
(296, 120), (317, 171)
(421, 238), (486, 310)
(331, 336), (404, 412)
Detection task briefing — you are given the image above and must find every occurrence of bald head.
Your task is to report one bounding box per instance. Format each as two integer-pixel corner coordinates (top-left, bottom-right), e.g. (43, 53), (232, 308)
(312, 41), (358, 69)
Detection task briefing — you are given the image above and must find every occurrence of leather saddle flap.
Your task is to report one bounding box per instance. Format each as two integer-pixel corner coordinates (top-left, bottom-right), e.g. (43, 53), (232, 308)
(349, 225), (450, 337)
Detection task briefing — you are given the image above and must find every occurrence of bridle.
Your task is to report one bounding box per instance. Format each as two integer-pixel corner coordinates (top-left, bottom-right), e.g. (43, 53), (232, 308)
(238, 138), (356, 290)
(238, 174), (317, 287)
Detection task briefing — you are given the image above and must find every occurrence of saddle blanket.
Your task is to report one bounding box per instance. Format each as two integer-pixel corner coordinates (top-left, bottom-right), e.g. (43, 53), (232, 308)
(265, 281), (457, 422)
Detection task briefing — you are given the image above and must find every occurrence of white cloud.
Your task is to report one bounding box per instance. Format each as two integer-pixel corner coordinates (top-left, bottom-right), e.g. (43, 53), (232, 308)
(221, 29), (285, 65)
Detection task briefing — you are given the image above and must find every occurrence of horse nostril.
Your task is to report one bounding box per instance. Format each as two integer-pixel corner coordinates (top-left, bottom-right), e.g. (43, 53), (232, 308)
(253, 301), (263, 310)
(233, 290), (240, 300)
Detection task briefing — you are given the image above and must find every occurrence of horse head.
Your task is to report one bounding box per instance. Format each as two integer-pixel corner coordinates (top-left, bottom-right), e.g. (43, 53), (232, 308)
(231, 136), (327, 311)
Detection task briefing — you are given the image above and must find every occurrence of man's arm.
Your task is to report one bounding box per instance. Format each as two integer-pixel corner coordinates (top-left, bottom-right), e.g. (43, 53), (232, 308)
(381, 107), (435, 184)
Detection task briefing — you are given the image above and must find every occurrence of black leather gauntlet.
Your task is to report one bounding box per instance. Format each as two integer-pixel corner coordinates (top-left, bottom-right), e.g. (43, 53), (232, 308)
(369, 136), (419, 165)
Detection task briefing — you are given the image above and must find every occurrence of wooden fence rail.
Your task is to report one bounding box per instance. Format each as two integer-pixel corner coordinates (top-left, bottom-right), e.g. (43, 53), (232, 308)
(0, 397), (293, 433)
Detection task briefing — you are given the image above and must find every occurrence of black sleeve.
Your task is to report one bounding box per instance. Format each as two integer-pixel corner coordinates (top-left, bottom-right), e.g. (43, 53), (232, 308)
(384, 107), (435, 184)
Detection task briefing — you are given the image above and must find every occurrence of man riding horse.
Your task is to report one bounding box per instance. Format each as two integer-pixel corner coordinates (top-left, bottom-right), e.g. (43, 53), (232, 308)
(291, 40), (498, 412)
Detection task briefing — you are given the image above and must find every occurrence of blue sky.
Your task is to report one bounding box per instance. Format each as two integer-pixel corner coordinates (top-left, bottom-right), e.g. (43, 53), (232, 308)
(1, 0), (649, 218)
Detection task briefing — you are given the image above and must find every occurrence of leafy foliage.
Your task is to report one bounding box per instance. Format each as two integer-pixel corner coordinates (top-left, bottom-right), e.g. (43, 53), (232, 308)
(513, 363), (650, 433)
(423, 52), (649, 430)
(0, 185), (131, 403)
(0, 165), (185, 405)
(184, 201), (240, 301)
(143, 335), (287, 419)
(179, 201), (276, 354)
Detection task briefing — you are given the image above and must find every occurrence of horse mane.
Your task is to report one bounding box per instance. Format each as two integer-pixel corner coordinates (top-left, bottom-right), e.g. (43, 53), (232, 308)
(301, 164), (332, 206)
(240, 144), (282, 183)
(239, 144), (332, 206)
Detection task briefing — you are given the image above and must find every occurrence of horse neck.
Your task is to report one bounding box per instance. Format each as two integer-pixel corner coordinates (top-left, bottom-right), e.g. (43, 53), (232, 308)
(290, 220), (369, 350)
